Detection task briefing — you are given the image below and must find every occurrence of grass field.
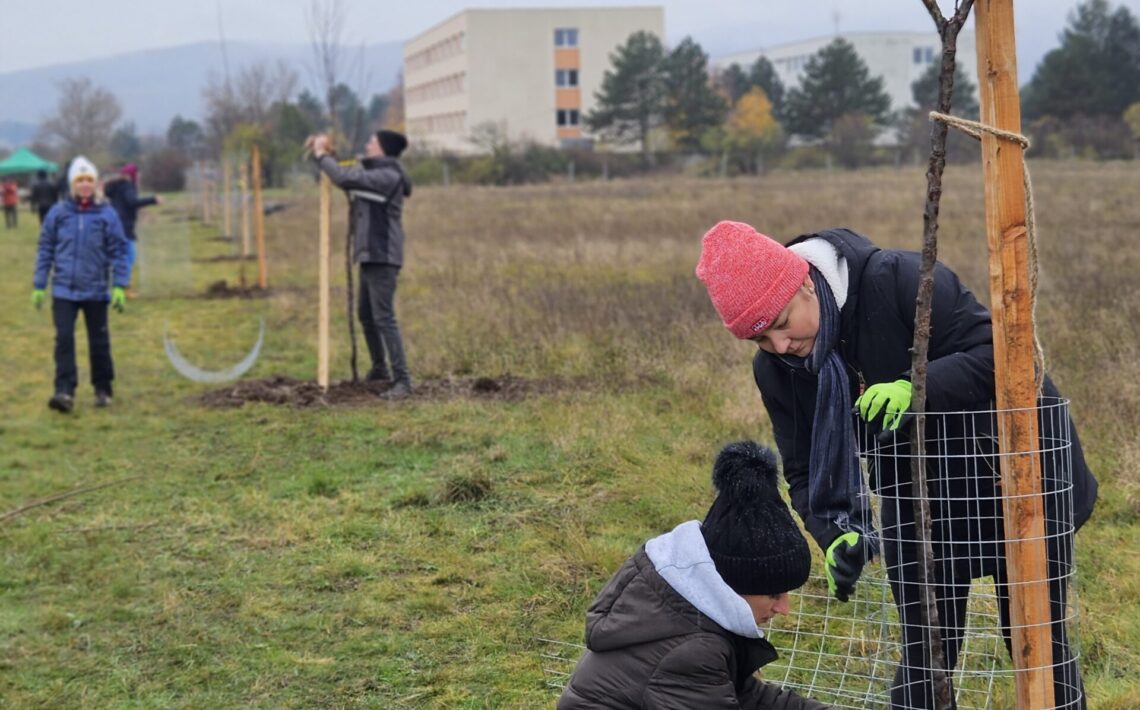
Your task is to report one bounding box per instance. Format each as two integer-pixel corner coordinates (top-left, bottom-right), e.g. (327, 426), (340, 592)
(1, 161), (1138, 708)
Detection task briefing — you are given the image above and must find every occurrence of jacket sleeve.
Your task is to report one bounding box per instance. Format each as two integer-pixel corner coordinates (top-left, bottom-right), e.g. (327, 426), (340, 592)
(755, 354), (845, 552)
(104, 210), (131, 288)
(644, 637), (743, 709)
(739, 677), (835, 710)
(33, 208), (59, 289)
(888, 253), (995, 411)
(314, 155), (403, 194)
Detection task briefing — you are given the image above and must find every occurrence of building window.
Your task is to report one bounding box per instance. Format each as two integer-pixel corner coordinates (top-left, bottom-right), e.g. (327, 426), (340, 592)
(556, 109), (580, 126)
(554, 28), (579, 47)
(913, 47), (923, 64)
(556, 69), (579, 87)
(925, 47), (935, 63)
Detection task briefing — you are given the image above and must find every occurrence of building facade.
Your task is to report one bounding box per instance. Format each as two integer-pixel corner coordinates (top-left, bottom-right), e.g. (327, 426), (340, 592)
(715, 31), (978, 117)
(404, 7), (665, 154)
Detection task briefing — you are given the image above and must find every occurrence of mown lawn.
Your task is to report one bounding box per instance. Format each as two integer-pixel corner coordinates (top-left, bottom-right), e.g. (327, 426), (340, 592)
(1, 162), (1137, 708)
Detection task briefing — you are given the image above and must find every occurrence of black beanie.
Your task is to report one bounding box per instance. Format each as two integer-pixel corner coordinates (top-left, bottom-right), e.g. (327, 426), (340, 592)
(701, 441), (812, 595)
(377, 129), (408, 158)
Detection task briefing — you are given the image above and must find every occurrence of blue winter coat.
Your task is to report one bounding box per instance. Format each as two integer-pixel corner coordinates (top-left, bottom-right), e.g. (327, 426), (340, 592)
(33, 199), (130, 302)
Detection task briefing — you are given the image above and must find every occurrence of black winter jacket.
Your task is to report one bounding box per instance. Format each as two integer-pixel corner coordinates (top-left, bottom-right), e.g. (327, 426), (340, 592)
(558, 549), (831, 710)
(316, 155), (411, 266)
(753, 229), (1098, 553)
(103, 178), (157, 241)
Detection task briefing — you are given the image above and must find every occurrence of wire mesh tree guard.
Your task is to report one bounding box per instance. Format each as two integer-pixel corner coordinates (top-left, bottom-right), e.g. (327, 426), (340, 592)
(540, 398), (1083, 709)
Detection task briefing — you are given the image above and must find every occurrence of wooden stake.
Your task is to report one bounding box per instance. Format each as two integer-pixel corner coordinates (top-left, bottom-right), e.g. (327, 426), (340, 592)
(203, 163), (213, 224)
(973, 2), (1055, 707)
(239, 159), (252, 259)
(222, 153), (233, 238)
(318, 173), (331, 390)
(251, 144), (268, 290)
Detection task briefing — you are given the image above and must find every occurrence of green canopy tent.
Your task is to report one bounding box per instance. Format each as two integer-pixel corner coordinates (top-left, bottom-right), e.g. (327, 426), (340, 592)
(0, 148), (59, 176)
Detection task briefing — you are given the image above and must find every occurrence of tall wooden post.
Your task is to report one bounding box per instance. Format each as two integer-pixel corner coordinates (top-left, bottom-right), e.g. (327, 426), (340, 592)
(251, 144), (268, 290)
(318, 173), (331, 390)
(974, 2), (1055, 707)
(239, 159), (252, 259)
(202, 163), (213, 224)
(222, 153), (233, 238)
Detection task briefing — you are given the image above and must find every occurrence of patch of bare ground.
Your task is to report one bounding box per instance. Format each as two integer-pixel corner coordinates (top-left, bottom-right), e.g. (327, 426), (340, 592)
(197, 373), (593, 408)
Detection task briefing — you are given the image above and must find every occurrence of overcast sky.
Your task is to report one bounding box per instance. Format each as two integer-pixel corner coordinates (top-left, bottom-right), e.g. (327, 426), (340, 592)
(1, 0), (1136, 75)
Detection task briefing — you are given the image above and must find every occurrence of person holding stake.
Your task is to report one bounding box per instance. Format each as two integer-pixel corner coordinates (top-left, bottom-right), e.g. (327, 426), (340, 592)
(307, 129), (413, 400)
(695, 221), (1097, 709)
(32, 157), (129, 413)
(559, 441), (832, 710)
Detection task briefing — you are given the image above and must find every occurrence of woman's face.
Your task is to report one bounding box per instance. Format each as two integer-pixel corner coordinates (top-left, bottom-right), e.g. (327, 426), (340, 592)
(742, 592), (791, 625)
(749, 277), (821, 357)
(73, 176), (96, 200)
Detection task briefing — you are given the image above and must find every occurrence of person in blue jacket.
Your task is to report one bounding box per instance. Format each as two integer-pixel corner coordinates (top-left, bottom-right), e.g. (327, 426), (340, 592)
(32, 156), (130, 413)
(102, 162), (159, 294)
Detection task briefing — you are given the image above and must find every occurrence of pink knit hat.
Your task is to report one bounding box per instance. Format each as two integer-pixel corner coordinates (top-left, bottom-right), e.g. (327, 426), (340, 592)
(695, 221), (809, 339)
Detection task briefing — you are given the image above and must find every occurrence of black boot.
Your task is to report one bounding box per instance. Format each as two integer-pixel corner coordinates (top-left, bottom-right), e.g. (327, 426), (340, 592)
(48, 392), (74, 413)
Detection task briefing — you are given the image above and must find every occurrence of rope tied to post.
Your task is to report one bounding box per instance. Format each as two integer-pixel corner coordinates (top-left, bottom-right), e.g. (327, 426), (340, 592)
(929, 110), (1045, 393)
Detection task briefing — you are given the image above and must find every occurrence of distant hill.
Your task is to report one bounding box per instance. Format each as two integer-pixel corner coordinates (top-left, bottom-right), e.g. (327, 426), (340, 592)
(0, 40), (404, 141)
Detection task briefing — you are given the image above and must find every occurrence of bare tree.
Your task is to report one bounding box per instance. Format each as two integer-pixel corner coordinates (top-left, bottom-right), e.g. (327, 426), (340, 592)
(306, 0), (352, 143)
(202, 61), (300, 153)
(38, 78), (123, 160)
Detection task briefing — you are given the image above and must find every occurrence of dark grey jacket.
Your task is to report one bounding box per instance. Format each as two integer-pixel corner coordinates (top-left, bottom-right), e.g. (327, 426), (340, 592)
(316, 155), (412, 266)
(558, 549), (831, 710)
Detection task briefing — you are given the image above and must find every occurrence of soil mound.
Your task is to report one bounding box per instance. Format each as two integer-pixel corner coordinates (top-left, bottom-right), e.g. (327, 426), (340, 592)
(198, 374), (573, 408)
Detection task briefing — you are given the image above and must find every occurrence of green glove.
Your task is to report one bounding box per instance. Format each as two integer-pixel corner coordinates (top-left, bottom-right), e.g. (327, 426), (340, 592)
(111, 287), (126, 313)
(825, 532), (867, 602)
(31, 288), (46, 310)
(855, 379), (912, 431)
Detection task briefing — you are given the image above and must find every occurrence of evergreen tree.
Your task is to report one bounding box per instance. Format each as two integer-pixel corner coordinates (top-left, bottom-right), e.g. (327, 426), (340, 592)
(747, 56), (785, 117)
(782, 39), (891, 139)
(1022, 0), (1140, 119)
(911, 61), (979, 118)
(718, 63), (750, 104)
(662, 37), (728, 153)
(585, 31), (666, 162)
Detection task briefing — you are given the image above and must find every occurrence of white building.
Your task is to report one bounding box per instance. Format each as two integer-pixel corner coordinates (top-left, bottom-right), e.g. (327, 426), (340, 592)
(715, 31), (978, 116)
(404, 7), (665, 154)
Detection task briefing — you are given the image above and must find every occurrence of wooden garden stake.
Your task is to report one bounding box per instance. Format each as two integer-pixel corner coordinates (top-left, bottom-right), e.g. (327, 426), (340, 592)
(318, 173), (332, 390)
(222, 153), (233, 238)
(239, 158), (252, 259)
(251, 144), (268, 290)
(974, 1), (1055, 706)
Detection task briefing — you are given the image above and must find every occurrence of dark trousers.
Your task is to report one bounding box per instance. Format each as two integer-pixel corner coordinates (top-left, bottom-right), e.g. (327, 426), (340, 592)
(881, 494), (1085, 709)
(357, 263), (409, 384)
(37, 205), (51, 224)
(3, 205), (15, 228)
(52, 298), (114, 396)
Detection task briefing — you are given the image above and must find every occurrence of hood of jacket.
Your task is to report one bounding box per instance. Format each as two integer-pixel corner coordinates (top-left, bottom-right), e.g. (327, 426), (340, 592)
(585, 521), (762, 654)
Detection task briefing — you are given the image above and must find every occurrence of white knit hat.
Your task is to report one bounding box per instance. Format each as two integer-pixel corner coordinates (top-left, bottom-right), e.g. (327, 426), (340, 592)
(68, 156), (98, 185)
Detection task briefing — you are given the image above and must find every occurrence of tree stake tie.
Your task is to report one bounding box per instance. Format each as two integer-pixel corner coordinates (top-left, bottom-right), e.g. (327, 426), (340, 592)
(929, 109), (1045, 393)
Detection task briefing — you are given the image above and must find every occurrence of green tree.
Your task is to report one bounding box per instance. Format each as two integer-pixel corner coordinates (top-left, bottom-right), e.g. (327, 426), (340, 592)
(747, 56), (785, 117)
(1125, 101), (1140, 141)
(585, 31), (666, 164)
(662, 37), (727, 153)
(167, 115), (205, 158)
(109, 122), (142, 164)
(724, 87), (785, 173)
(911, 61), (978, 118)
(782, 39), (891, 139)
(1023, 0), (1140, 119)
(717, 63), (750, 104)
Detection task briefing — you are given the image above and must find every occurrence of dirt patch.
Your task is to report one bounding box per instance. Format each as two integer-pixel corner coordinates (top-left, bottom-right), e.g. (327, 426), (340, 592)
(197, 373), (580, 409)
(201, 279), (272, 299)
(194, 254), (255, 263)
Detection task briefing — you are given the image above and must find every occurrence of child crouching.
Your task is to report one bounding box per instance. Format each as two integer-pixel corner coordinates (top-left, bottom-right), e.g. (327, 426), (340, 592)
(558, 441), (832, 709)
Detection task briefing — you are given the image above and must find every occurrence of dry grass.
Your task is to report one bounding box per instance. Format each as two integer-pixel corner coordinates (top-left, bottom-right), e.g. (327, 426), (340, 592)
(1, 161), (1136, 707)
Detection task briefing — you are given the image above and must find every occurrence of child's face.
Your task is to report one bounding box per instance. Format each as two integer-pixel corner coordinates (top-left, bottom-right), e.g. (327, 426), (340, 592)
(748, 277), (820, 358)
(741, 592), (791, 626)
